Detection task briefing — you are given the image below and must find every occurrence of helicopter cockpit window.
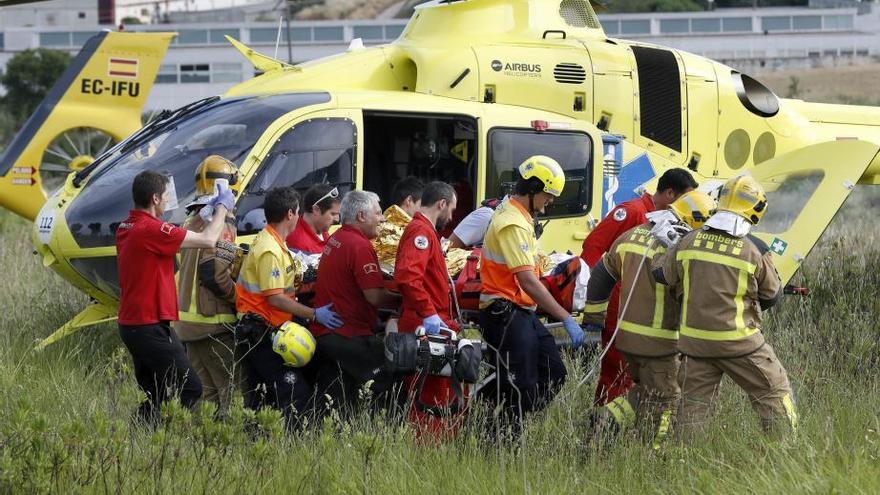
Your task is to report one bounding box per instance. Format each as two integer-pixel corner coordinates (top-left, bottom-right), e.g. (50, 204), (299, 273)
(752, 170), (824, 234)
(64, 92), (331, 250)
(235, 118), (356, 236)
(487, 128), (593, 218)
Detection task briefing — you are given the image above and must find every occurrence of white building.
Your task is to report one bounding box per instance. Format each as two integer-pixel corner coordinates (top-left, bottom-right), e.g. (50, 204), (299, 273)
(115, 0), (274, 25)
(0, 0), (102, 28)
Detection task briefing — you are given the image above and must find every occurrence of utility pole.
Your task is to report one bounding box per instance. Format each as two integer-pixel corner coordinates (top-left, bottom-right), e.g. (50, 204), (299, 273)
(286, 5), (293, 64)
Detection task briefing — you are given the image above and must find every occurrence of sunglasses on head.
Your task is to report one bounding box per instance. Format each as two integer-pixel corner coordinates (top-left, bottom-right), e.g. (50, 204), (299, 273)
(313, 186), (339, 208)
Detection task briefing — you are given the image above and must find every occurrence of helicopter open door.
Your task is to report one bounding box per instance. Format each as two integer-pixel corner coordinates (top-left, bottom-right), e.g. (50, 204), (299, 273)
(737, 139), (879, 284)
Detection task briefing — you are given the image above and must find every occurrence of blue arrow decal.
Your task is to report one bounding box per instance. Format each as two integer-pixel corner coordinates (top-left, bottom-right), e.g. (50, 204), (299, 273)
(602, 153), (656, 217)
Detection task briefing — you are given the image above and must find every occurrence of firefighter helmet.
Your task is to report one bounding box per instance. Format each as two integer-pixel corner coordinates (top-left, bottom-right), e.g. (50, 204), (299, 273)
(717, 175), (768, 225)
(518, 155), (566, 197)
(195, 155), (240, 196)
(668, 190), (716, 230)
(272, 321), (316, 368)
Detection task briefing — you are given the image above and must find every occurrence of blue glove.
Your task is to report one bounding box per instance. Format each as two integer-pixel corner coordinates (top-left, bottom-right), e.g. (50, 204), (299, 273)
(422, 314), (444, 335)
(315, 303), (343, 329)
(211, 182), (235, 212)
(563, 316), (585, 349)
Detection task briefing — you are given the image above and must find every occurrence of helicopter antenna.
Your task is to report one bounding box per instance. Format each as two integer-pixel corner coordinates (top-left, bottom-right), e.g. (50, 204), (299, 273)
(274, 16), (283, 60)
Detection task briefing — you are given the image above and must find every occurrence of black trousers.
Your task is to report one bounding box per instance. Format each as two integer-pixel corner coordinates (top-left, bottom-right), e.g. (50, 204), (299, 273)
(313, 332), (399, 418)
(480, 304), (567, 427)
(118, 322), (203, 424)
(236, 318), (313, 430)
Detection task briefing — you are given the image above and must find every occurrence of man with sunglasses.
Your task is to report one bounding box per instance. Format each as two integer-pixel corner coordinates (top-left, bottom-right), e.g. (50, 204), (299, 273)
(286, 184), (341, 254)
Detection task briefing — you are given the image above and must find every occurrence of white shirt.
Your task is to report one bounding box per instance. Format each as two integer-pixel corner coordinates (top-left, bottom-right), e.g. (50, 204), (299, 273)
(452, 196), (509, 247)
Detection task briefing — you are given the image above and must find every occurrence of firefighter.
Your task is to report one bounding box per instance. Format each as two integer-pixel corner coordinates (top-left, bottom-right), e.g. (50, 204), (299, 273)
(580, 168), (698, 407)
(310, 190), (402, 417)
(174, 155), (241, 417)
(235, 186), (343, 430)
(393, 181), (460, 439)
(652, 175), (797, 438)
(584, 190), (716, 447)
(115, 170), (233, 424)
(286, 184), (341, 254)
(480, 155), (584, 435)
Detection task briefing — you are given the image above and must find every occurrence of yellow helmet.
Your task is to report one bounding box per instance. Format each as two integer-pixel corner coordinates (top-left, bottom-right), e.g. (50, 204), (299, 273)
(668, 190), (716, 230)
(717, 175), (768, 225)
(195, 155), (240, 196)
(518, 155), (565, 197)
(272, 321), (316, 368)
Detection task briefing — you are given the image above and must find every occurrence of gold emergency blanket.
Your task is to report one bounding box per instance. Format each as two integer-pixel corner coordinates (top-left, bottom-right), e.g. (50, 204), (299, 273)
(372, 205), (412, 268)
(445, 247), (471, 278)
(370, 205), (484, 278)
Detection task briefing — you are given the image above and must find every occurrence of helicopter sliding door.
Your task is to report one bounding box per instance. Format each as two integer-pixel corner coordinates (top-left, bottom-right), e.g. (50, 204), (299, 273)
(234, 109), (360, 237)
(730, 139), (878, 284)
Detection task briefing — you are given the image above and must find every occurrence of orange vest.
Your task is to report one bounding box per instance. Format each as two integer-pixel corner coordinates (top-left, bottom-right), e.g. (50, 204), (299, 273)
(235, 225), (297, 327)
(479, 198), (540, 309)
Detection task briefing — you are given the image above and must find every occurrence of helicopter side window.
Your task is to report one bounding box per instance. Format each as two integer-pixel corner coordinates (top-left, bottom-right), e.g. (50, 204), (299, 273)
(486, 128), (593, 218)
(752, 170), (824, 234)
(236, 118), (356, 236)
(362, 112), (478, 237)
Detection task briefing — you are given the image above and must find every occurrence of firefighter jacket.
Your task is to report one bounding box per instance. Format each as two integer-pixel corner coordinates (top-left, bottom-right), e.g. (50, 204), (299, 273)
(584, 222), (680, 357)
(580, 193), (655, 329)
(394, 212), (458, 332)
(653, 227), (783, 358)
(174, 212), (238, 341)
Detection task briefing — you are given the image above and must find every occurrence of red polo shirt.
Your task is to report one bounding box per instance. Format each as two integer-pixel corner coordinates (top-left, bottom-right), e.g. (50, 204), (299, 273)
(310, 225), (384, 338)
(115, 210), (187, 325)
(394, 212), (457, 333)
(285, 216), (327, 254)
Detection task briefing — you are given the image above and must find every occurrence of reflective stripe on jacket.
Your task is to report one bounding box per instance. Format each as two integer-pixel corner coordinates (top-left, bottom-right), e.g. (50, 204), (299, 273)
(585, 222), (680, 357)
(655, 227), (782, 358)
(479, 198), (540, 310)
(235, 225), (298, 328)
(174, 213), (238, 341)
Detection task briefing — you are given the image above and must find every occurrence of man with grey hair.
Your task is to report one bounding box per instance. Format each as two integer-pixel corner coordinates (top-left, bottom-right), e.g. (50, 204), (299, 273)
(310, 190), (401, 417)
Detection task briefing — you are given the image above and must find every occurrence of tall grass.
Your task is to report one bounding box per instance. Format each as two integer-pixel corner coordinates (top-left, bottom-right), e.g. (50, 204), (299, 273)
(0, 189), (879, 493)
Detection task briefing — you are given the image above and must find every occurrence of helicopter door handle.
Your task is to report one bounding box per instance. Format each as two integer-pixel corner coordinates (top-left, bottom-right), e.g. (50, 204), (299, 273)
(543, 30), (567, 40)
(573, 231), (589, 240)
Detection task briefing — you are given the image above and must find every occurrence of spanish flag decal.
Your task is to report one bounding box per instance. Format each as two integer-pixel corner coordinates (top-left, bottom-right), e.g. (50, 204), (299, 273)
(108, 57), (138, 78)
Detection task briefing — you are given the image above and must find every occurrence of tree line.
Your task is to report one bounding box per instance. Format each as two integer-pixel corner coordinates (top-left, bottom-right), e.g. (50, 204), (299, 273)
(0, 48), (71, 152)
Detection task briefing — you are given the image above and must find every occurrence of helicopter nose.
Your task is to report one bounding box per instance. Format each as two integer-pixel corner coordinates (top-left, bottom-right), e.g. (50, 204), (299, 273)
(32, 191), (63, 266)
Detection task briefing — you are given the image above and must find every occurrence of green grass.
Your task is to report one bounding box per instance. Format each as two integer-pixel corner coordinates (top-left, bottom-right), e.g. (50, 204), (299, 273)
(1, 189), (880, 493)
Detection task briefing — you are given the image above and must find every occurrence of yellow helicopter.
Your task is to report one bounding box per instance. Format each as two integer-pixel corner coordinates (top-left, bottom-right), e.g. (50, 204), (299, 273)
(2, 0), (880, 346)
